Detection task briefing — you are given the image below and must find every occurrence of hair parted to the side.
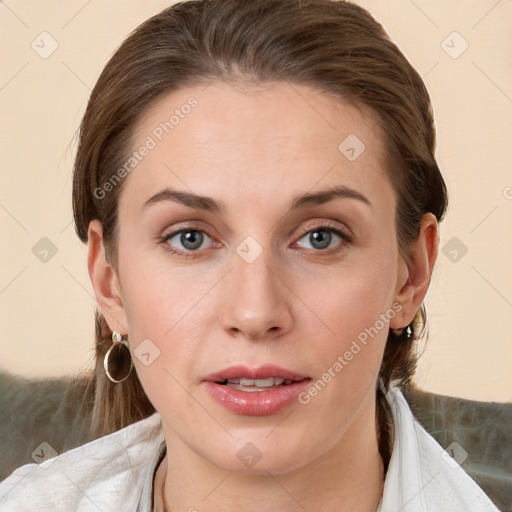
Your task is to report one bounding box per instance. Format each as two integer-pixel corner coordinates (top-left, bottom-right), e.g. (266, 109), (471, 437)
(72, 0), (448, 470)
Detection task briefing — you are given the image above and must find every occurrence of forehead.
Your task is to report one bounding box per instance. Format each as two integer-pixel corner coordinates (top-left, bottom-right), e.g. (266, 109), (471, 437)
(119, 80), (393, 217)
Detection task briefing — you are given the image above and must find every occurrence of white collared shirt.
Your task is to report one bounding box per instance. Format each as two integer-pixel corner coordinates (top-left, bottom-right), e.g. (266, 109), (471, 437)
(0, 386), (500, 511)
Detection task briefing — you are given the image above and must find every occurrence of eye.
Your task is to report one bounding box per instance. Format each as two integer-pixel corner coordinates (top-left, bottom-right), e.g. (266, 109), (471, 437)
(294, 224), (350, 252)
(159, 222), (351, 259)
(162, 228), (215, 256)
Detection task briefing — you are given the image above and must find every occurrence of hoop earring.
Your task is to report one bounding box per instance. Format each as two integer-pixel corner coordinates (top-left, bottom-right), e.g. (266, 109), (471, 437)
(104, 331), (133, 383)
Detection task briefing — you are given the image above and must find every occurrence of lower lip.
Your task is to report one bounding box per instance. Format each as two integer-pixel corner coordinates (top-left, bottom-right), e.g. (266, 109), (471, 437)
(203, 379), (312, 416)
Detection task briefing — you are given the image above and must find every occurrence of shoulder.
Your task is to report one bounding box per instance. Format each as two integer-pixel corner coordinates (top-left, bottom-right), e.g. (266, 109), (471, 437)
(382, 386), (500, 512)
(0, 412), (164, 511)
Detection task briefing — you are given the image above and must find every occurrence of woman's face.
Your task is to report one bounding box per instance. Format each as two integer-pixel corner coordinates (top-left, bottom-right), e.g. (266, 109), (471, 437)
(91, 81), (425, 474)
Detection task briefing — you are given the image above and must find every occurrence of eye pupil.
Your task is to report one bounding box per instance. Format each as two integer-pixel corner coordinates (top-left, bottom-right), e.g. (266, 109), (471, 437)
(310, 230), (331, 249)
(181, 230), (203, 250)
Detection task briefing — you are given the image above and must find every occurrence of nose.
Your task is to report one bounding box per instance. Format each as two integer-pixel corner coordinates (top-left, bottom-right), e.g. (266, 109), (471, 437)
(220, 245), (293, 341)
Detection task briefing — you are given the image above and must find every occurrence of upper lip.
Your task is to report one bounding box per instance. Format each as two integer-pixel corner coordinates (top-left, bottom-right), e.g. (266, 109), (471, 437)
(203, 365), (310, 383)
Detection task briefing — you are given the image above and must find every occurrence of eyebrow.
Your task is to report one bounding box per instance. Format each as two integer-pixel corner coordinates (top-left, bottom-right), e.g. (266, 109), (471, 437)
(141, 184), (372, 214)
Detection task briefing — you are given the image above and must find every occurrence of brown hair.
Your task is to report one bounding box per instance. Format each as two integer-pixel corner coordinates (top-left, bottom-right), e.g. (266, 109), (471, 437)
(72, 0), (448, 469)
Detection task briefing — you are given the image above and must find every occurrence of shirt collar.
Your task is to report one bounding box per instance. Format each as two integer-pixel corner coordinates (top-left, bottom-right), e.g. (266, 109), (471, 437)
(137, 440), (167, 512)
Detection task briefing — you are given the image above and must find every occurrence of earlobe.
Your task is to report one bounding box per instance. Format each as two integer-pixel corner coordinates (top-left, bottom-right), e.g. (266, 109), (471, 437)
(390, 212), (439, 330)
(87, 219), (128, 333)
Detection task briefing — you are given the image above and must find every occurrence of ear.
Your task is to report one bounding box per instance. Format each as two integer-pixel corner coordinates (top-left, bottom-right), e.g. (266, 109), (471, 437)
(390, 212), (439, 330)
(87, 219), (128, 334)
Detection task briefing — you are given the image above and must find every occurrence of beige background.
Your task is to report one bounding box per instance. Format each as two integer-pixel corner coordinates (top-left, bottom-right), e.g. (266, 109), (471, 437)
(0, 0), (511, 402)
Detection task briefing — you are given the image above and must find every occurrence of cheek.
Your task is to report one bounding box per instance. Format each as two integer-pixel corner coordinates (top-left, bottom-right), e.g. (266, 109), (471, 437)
(294, 263), (393, 431)
(119, 246), (208, 337)
(294, 244), (398, 392)
(300, 250), (397, 337)
(120, 263), (218, 383)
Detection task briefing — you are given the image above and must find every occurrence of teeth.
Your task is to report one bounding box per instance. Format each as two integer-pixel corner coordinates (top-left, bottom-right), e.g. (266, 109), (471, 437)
(224, 377), (287, 387)
(255, 378), (279, 387)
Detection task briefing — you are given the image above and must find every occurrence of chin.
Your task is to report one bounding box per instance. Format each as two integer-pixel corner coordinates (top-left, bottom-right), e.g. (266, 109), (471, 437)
(201, 435), (320, 476)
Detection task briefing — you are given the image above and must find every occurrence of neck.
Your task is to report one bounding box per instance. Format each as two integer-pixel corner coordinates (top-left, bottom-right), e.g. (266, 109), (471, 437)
(154, 392), (385, 512)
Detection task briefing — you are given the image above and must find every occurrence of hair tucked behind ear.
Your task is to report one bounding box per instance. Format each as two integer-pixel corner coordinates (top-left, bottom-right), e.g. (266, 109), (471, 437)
(73, 0), (448, 469)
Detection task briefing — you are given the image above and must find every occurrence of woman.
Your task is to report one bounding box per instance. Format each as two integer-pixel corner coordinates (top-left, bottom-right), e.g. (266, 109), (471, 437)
(0, 0), (500, 510)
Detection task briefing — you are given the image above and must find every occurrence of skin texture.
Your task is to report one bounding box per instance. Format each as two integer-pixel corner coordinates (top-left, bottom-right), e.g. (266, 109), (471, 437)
(88, 81), (438, 512)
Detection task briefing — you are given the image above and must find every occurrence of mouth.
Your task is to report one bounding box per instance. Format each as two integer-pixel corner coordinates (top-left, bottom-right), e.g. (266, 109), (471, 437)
(204, 364), (310, 388)
(202, 365), (312, 416)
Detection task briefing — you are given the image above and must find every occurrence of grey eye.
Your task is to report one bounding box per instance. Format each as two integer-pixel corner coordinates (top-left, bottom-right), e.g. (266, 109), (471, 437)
(167, 230), (212, 251)
(296, 229), (343, 250)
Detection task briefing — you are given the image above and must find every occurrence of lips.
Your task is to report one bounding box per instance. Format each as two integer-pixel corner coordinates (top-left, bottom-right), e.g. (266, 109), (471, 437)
(202, 365), (312, 416)
(203, 364), (310, 383)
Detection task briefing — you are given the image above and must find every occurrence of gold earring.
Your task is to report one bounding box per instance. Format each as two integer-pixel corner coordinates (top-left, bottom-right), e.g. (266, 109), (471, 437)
(104, 331), (133, 383)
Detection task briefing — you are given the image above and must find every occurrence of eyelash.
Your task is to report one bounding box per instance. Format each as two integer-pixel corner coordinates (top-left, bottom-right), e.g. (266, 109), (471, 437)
(159, 222), (352, 259)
